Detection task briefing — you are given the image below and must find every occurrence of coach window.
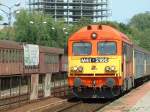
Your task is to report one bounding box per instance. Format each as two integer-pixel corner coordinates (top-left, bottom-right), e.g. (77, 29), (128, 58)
(54, 55), (59, 64)
(14, 50), (17, 62)
(73, 42), (91, 55)
(10, 50), (13, 63)
(98, 42), (117, 55)
(0, 50), (1, 63)
(15, 50), (18, 63)
(3, 50), (6, 63)
(6, 49), (9, 63)
(2, 49), (4, 63)
(45, 54), (50, 64)
(17, 51), (20, 62)
(0, 50), (2, 63)
(9, 50), (11, 63)
(8, 49), (11, 63)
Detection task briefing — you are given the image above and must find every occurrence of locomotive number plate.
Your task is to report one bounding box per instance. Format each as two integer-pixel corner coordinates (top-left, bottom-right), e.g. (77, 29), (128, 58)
(80, 57), (109, 63)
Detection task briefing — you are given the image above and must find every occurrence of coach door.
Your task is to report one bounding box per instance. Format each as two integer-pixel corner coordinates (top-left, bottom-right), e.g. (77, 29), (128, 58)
(123, 43), (133, 78)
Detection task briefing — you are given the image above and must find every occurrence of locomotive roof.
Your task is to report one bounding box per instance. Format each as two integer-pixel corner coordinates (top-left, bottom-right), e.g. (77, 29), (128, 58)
(69, 25), (132, 44)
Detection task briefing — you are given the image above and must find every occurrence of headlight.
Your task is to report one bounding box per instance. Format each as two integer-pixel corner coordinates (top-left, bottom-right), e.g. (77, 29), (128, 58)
(70, 67), (75, 72)
(78, 66), (83, 72)
(70, 66), (83, 73)
(91, 32), (97, 39)
(111, 66), (116, 71)
(105, 66), (116, 72)
(105, 66), (110, 72)
(73, 66), (78, 71)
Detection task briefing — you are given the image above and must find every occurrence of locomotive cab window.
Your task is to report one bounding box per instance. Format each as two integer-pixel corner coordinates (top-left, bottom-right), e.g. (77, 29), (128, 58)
(73, 42), (91, 55)
(98, 42), (117, 55)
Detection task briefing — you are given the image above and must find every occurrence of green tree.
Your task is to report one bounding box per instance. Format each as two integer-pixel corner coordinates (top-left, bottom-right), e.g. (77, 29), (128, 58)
(11, 10), (150, 51)
(128, 12), (150, 50)
(0, 26), (15, 40)
(129, 12), (150, 31)
(14, 10), (67, 47)
(68, 17), (92, 35)
(138, 29), (150, 50)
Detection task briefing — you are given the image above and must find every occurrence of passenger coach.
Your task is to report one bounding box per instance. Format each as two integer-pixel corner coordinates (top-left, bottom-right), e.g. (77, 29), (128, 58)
(67, 25), (150, 98)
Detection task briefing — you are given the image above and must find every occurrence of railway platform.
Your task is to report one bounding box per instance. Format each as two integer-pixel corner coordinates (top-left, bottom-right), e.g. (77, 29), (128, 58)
(98, 81), (150, 112)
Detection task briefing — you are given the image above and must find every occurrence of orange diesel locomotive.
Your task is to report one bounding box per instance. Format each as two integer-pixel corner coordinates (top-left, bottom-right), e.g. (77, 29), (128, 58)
(67, 25), (150, 98)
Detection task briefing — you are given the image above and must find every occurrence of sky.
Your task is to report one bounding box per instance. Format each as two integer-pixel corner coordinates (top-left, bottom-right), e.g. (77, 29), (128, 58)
(110, 0), (150, 23)
(0, 0), (27, 25)
(0, 0), (150, 24)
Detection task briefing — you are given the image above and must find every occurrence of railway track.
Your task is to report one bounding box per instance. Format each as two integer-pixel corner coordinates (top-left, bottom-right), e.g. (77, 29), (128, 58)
(42, 98), (111, 112)
(3, 80), (150, 112)
(54, 102), (110, 112)
(30, 80), (150, 112)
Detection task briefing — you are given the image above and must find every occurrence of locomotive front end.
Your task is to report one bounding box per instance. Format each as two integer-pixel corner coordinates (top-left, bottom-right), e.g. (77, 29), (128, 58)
(68, 25), (123, 98)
